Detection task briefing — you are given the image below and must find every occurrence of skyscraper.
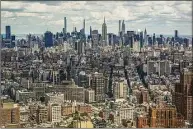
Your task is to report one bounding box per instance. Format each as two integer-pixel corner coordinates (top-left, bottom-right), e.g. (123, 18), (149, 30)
(90, 26), (92, 38)
(140, 31), (143, 51)
(102, 17), (107, 43)
(122, 20), (125, 35)
(83, 19), (85, 35)
(91, 72), (105, 102)
(144, 28), (147, 46)
(153, 33), (155, 46)
(44, 31), (53, 48)
(172, 68), (193, 124)
(5, 26), (11, 39)
(64, 17), (67, 34)
(119, 20), (121, 36)
(91, 30), (99, 48)
(175, 30), (178, 39)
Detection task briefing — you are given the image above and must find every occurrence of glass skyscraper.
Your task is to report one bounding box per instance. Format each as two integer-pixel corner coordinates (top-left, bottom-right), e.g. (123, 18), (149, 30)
(6, 25), (11, 39)
(44, 31), (53, 47)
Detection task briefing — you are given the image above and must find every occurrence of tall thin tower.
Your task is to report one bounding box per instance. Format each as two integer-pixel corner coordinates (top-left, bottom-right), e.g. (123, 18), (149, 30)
(64, 17), (67, 34)
(119, 20), (121, 36)
(102, 17), (107, 44)
(122, 20), (125, 35)
(83, 19), (85, 35)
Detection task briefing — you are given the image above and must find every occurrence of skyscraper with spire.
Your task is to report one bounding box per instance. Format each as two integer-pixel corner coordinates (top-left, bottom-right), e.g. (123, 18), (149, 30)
(144, 28), (147, 46)
(102, 17), (107, 43)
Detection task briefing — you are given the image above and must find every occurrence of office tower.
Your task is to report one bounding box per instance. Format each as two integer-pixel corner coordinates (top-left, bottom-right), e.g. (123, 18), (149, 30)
(36, 105), (48, 124)
(122, 20), (125, 35)
(44, 31), (53, 47)
(158, 60), (170, 76)
(127, 31), (135, 48)
(77, 40), (84, 55)
(116, 105), (135, 125)
(0, 103), (20, 127)
(119, 20), (121, 36)
(153, 33), (155, 46)
(175, 30), (178, 39)
(172, 68), (193, 124)
(147, 60), (157, 75)
(90, 26), (92, 38)
(83, 19), (85, 35)
(148, 36), (152, 46)
(102, 17), (107, 44)
(85, 88), (95, 103)
(78, 71), (89, 88)
(91, 72), (105, 102)
(140, 31), (143, 50)
(48, 103), (61, 123)
(144, 28), (147, 46)
(11, 35), (16, 48)
(108, 33), (114, 46)
(91, 30), (99, 48)
(63, 83), (85, 103)
(113, 78), (128, 101)
(64, 17), (67, 34)
(160, 35), (163, 45)
(5, 25), (11, 39)
(149, 102), (185, 128)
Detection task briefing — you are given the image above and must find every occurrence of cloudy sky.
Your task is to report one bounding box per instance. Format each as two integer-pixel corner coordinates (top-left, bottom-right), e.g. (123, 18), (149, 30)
(1, 1), (192, 36)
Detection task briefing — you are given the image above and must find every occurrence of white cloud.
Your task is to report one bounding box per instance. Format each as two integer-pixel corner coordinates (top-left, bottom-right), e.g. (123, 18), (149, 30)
(1, 1), (192, 35)
(1, 11), (14, 18)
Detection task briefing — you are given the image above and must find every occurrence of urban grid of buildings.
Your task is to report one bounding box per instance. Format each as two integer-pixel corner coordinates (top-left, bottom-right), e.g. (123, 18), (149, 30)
(0, 16), (193, 128)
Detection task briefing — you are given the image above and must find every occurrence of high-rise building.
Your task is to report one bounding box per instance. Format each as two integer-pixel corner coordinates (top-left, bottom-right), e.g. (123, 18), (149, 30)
(149, 102), (185, 128)
(140, 31), (143, 50)
(175, 30), (178, 39)
(153, 33), (155, 46)
(91, 30), (99, 48)
(113, 78), (127, 101)
(144, 28), (147, 46)
(158, 60), (170, 76)
(147, 60), (158, 75)
(0, 103), (20, 128)
(102, 17), (107, 44)
(44, 31), (53, 47)
(48, 103), (61, 123)
(5, 25), (11, 39)
(64, 17), (67, 34)
(85, 88), (95, 103)
(122, 20), (125, 35)
(90, 26), (92, 38)
(36, 105), (48, 124)
(83, 19), (85, 35)
(119, 20), (121, 36)
(91, 72), (105, 102)
(172, 68), (193, 124)
(63, 81), (85, 103)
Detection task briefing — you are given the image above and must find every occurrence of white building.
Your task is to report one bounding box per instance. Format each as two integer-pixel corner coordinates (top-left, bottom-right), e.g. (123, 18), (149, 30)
(48, 103), (61, 123)
(85, 88), (95, 103)
(113, 78), (128, 101)
(115, 104), (135, 125)
(45, 93), (64, 104)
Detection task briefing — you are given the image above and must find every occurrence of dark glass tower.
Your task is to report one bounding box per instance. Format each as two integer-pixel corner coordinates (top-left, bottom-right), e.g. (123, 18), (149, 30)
(44, 31), (53, 48)
(6, 26), (11, 39)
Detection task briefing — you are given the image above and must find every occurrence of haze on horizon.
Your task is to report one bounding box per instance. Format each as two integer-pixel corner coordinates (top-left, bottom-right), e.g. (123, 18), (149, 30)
(1, 1), (192, 36)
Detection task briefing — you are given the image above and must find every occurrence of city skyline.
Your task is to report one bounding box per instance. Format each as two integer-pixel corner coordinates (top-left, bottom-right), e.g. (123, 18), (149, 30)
(1, 1), (192, 35)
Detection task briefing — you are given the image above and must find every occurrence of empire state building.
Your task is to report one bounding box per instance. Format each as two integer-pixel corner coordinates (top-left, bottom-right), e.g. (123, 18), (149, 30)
(102, 17), (107, 43)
